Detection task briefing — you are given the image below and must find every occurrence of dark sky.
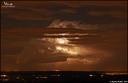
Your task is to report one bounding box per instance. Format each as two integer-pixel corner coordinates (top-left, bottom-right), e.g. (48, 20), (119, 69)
(1, 1), (127, 71)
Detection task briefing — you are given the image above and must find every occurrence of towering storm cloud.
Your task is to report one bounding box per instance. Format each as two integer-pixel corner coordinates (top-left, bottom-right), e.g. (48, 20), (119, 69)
(1, 1), (127, 71)
(16, 20), (106, 64)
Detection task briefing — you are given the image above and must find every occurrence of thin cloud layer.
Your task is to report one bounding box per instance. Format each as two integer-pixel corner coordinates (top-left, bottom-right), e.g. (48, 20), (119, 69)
(1, 1), (127, 21)
(47, 19), (99, 30)
(88, 10), (127, 18)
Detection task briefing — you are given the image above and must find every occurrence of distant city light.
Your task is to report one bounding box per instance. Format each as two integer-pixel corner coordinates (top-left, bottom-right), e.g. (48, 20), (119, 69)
(53, 70), (59, 71)
(0, 71), (127, 82)
(101, 75), (104, 77)
(1, 75), (7, 77)
(40, 77), (47, 78)
(50, 75), (60, 77)
(89, 74), (93, 77)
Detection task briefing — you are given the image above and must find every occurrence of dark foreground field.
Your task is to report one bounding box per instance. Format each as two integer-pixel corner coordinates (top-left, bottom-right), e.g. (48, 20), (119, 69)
(0, 71), (127, 83)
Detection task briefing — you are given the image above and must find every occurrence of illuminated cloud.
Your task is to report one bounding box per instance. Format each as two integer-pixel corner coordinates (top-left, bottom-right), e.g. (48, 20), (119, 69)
(1, 25), (127, 71)
(15, 24), (107, 65)
(16, 37), (106, 64)
(1, 1), (127, 71)
(1, 20), (126, 67)
(47, 19), (99, 30)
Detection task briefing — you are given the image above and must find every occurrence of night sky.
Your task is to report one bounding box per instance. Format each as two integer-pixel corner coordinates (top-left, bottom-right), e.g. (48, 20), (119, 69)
(1, 1), (127, 71)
